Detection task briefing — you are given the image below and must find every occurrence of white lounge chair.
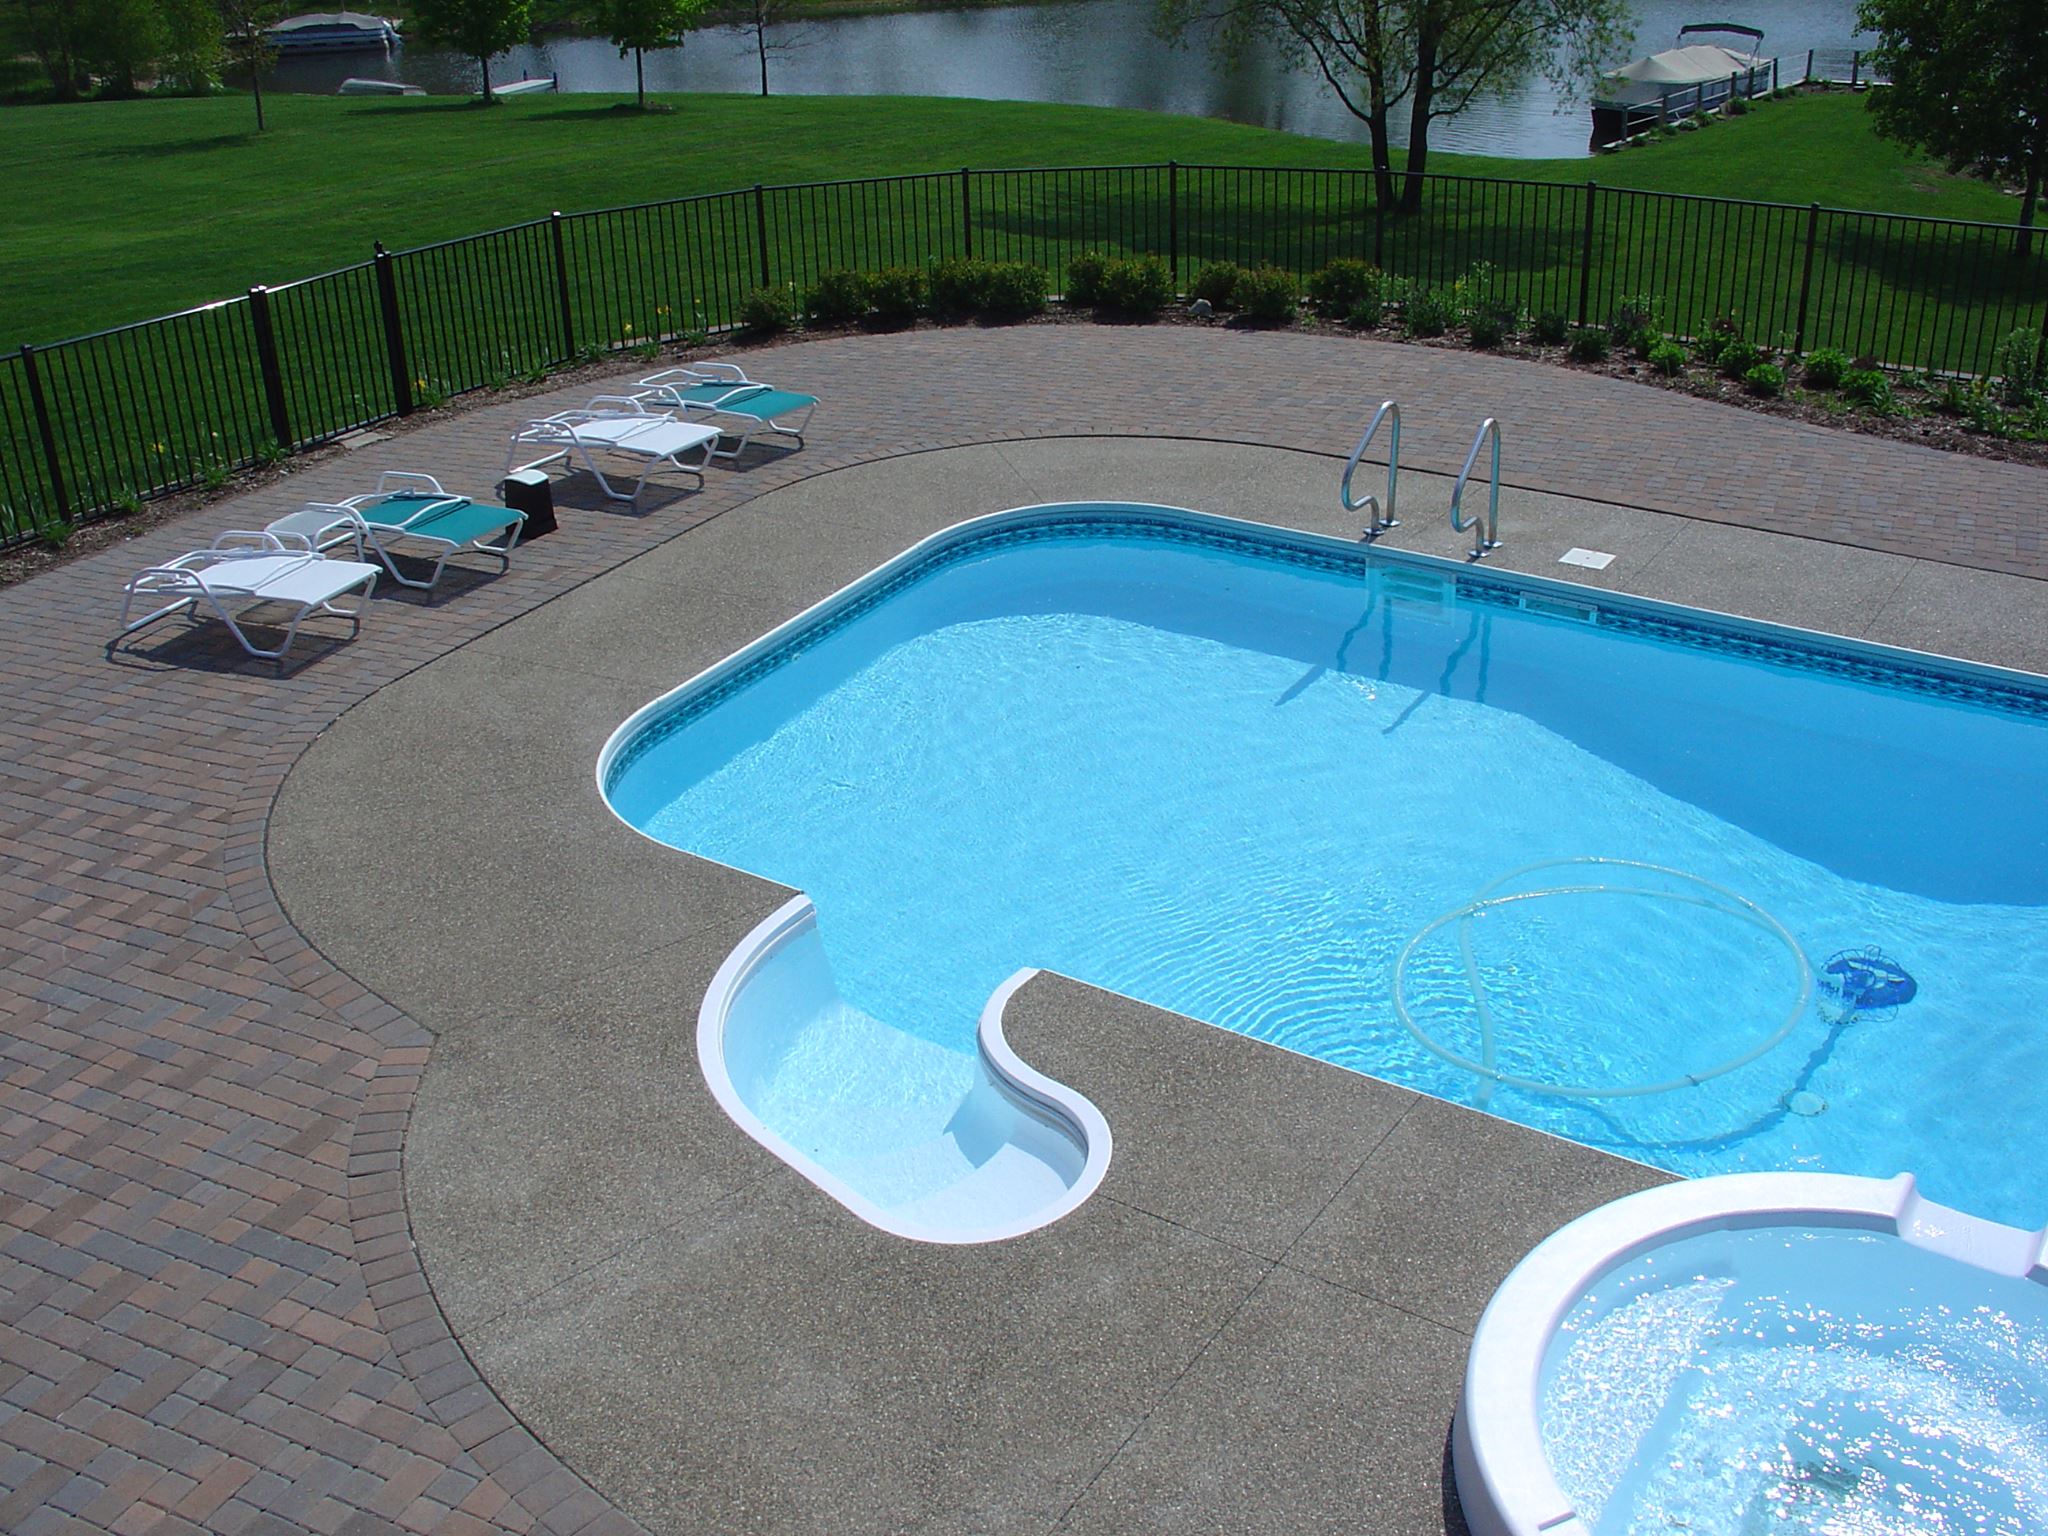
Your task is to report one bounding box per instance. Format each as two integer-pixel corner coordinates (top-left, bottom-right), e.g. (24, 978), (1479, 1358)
(265, 472), (525, 594)
(118, 531), (380, 666)
(504, 397), (721, 505)
(633, 365), (818, 459)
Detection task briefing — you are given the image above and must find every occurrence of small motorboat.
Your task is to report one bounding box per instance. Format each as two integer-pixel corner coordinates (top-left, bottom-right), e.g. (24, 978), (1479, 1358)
(492, 75), (560, 96)
(263, 12), (402, 53)
(1592, 24), (1769, 145)
(337, 77), (423, 95)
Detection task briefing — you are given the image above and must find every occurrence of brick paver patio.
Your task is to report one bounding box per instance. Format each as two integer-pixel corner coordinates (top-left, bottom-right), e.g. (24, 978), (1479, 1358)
(3, 324), (2045, 1536)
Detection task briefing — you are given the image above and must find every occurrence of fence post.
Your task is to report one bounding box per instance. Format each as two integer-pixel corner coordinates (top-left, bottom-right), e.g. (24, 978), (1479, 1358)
(1850, 51), (1860, 88)
(1793, 203), (1821, 355)
(18, 344), (68, 521)
(247, 286), (293, 450)
(549, 212), (576, 362)
(372, 243), (414, 417)
(1771, 57), (1778, 92)
(1168, 161), (1180, 287)
(1576, 181), (1598, 328)
(1805, 48), (1814, 84)
(753, 184), (772, 288)
(1373, 187), (1384, 269)
(960, 168), (973, 261)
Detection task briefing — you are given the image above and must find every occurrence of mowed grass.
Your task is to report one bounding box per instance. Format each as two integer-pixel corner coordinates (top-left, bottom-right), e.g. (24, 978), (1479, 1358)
(0, 88), (2024, 346)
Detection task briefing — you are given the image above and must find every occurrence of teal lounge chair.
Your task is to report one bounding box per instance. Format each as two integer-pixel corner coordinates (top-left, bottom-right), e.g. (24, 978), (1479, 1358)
(268, 473), (525, 594)
(633, 364), (818, 458)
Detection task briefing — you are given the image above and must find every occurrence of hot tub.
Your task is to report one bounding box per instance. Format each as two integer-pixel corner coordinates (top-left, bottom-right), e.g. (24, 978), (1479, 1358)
(1455, 1172), (2048, 1536)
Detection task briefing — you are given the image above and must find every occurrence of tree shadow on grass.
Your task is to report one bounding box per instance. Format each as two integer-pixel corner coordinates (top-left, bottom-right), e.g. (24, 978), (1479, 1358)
(88, 132), (262, 160)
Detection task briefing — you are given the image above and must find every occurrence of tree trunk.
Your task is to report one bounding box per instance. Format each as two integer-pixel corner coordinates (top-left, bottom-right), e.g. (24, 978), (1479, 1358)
(252, 67), (266, 130)
(478, 53), (494, 102)
(635, 46), (645, 109)
(2017, 155), (2040, 262)
(1366, 111), (1394, 212)
(755, 18), (769, 96)
(1400, 28), (1439, 214)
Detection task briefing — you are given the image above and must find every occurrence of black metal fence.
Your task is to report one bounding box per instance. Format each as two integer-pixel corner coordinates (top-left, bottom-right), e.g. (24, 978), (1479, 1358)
(4, 163), (2042, 548)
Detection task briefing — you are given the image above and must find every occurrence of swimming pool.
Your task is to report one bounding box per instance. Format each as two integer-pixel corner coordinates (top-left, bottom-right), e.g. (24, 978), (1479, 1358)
(601, 504), (2048, 1232)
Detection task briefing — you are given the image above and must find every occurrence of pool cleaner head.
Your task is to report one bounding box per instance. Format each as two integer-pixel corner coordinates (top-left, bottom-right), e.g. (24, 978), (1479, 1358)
(1816, 947), (1916, 1023)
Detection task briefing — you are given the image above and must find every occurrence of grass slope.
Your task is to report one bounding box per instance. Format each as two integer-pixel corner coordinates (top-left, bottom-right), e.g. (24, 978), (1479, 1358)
(0, 88), (2021, 345)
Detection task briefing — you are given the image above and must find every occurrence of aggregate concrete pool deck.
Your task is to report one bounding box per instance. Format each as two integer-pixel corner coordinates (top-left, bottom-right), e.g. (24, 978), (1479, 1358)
(7, 325), (2048, 1536)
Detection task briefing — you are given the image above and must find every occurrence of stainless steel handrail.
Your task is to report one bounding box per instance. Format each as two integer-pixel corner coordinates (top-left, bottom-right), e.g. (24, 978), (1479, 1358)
(1449, 417), (1502, 559)
(1339, 400), (1400, 538)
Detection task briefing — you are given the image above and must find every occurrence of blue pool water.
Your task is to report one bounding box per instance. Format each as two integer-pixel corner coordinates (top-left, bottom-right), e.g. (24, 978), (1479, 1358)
(606, 515), (2048, 1225)
(1541, 1225), (2048, 1534)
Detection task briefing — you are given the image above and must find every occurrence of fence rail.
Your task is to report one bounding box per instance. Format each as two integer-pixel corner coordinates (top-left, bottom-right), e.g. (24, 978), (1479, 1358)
(4, 159), (2042, 549)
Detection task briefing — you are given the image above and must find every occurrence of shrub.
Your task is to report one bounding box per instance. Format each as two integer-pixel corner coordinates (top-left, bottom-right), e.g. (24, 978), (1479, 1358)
(1995, 326), (2046, 406)
(1094, 256), (1174, 317)
(1724, 96), (1748, 116)
(1402, 286), (1456, 337)
(1648, 339), (1687, 376)
(1742, 361), (1785, 397)
(1306, 258), (1381, 316)
(869, 266), (925, 322)
(982, 262), (1049, 319)
(927, 258), (994, 318)
(1345, 297), (1384, 329)
(1188, 261), (1242, 308)
(1802, 347), (1850, 389)
(1691, 314), (1744, 367)
(38, 518), (73, 551)
(1064, 251), (1109, 307)
(1466, 305), (1513, 349)
(1607, 293), (1658, 354)
(739, 285), (798, 334)
(1233, 264), (1299, 323)
(1532, 310), (1569, 345)
(1566, 327), (1610, 363)
(1840, 368), (1893, 410)
(1717, 339), (1764, 379)
(806, 269), (872, 326)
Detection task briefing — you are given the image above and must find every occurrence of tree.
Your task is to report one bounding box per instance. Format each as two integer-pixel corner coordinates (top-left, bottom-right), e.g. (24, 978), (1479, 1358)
(2, 0), (94, 98)
(593, 0), (707, 108)
(1856, 0), (2048, 254)
(409, 0), (533, 101)
(719, 0), (803, 97)
(1160, 0), (1631, 211)
(217, 0), (281, 127)
(158, 0), (223, 92)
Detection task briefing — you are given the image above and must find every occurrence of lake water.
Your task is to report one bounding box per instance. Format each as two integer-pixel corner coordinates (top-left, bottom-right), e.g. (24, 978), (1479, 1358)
(270, 0), (1870, 158)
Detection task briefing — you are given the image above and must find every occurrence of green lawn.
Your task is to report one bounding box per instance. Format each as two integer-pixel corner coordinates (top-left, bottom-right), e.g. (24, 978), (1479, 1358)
(0, 88), (2023, 347)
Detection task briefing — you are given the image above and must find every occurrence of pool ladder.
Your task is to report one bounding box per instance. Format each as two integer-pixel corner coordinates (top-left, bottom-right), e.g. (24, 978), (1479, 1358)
(1341, 400), (1400, 539)
(1450, 417), (1503, 560)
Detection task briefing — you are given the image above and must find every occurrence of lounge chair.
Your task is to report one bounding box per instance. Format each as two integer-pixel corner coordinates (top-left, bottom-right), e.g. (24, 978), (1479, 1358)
(633, 364), (817, 458)
(505, 397), (721, 505)
(266, 473), (525, 593)
(118, 530), (380, 666)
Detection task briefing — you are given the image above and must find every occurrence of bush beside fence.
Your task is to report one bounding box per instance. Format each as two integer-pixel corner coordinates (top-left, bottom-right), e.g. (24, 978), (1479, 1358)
(3, 163), (2043, 550)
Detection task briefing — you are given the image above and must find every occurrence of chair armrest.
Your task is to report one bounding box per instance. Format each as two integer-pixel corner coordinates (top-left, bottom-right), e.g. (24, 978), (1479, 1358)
(210, 529), (292, 553)
(375, 470), (448, 496)
(694, 361), (751, 383)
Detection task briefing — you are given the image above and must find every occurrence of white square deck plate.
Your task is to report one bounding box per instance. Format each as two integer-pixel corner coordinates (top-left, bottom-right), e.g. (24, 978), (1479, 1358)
(1559, 547), (1616, 570)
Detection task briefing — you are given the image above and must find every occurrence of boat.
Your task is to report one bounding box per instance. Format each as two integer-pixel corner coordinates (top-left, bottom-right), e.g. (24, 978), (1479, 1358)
(263, 12), (402, 53)
(492, 75), (559, 96)
(338, 77), (423, 95)
(1592, 24), (1769, 146)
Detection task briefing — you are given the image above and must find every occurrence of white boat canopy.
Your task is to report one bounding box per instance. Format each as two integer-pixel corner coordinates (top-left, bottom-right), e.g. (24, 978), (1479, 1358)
(270, 12), (395, 32)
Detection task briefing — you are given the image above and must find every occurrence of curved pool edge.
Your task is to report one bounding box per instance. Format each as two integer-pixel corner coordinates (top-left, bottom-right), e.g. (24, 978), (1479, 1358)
(1452, 1170), (2048, 1536)
(698, 895), (1113, 1244)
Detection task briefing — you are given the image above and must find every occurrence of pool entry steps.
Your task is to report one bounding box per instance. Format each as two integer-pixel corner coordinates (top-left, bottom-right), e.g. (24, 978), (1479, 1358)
(693, 896), (1110, 1244)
